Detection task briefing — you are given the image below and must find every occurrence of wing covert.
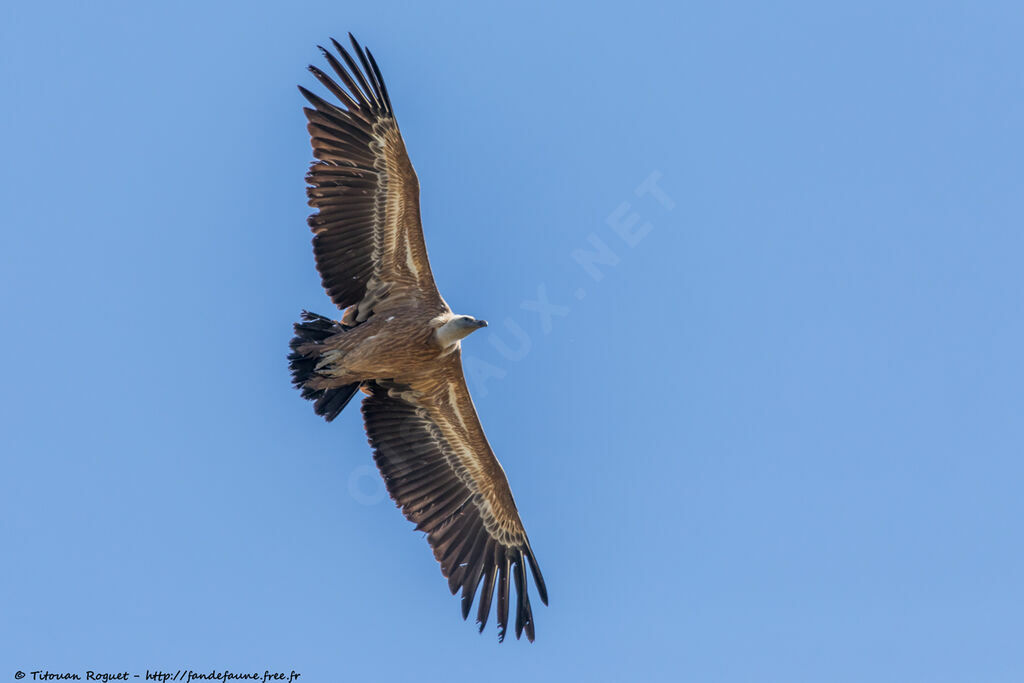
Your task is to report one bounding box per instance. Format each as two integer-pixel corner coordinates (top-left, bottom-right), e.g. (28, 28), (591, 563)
(360, 364), (547, 641)
(300, 35), (440, 318)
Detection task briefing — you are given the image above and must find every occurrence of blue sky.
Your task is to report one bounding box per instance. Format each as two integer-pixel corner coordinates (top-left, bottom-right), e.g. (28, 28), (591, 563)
(2, 1), (1023, 681)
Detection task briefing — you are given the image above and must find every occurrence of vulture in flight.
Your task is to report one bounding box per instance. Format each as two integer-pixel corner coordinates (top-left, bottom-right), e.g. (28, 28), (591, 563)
(287, 35), (548, 642)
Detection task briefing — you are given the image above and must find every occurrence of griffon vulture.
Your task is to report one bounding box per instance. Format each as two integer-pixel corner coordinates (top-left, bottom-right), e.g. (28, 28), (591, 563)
(287, 35), (548, 642)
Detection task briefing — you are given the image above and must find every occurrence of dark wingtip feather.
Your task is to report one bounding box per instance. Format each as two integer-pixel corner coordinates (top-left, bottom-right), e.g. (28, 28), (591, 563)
(496, 551), (510, 642)
(460, 561), (483, 622)
(347, 35), (385, 108)
(513, 557), (526, 640)
(525, 545), (549, 606)
(298, 84), (336, 113)
(476, 546), (496, 632)
(347, 33), (367, 65)
(458, 537), (487, 622)
(524, 605), (536, 642)
(364, 48), (393, 115)
(332, 40), (376, 110)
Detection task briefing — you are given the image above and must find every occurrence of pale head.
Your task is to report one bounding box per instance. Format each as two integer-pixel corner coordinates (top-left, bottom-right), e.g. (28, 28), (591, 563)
(436, 314), (488, 347)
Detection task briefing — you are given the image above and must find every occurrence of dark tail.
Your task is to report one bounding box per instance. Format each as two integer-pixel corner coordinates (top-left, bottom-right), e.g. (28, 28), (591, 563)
(288, 311), (361, 422)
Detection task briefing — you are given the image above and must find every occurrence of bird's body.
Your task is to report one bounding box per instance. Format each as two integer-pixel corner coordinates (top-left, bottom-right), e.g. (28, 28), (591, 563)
(297, 307), (452, 387)
(287, 35), (547, 642)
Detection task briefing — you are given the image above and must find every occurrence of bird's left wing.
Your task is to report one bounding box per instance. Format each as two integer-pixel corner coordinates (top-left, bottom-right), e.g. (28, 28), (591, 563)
(360, 352), (548, 641)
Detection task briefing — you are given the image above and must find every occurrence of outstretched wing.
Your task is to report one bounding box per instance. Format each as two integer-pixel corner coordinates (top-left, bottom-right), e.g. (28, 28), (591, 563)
(361, 352), (548, 642)
(300, 35), (441, 321)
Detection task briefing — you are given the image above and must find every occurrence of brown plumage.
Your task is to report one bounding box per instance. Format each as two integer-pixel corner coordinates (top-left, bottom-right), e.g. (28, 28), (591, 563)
(287, 35), (547, 642)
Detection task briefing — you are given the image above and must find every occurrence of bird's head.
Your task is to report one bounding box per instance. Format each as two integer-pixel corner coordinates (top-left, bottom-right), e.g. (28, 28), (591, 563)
(436, 314), (488, 347)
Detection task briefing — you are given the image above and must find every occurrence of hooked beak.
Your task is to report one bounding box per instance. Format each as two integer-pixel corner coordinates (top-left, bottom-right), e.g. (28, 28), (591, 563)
(476, 320), (488, 328)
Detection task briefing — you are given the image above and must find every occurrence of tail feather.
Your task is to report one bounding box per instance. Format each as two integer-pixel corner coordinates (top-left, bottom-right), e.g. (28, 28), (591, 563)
(288, 310), (361, 422)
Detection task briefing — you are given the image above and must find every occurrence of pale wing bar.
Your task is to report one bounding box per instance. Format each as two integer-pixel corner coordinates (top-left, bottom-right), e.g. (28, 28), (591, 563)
(300, 35), (432, 314)
(361, 381), (548, 641)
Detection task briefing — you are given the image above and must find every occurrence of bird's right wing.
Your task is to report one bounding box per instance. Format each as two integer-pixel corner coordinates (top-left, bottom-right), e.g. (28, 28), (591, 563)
(300, 35), (442, 321)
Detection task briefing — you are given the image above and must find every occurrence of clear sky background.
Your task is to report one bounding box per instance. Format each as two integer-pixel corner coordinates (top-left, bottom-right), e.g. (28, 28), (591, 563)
(2, 2), (1023, 681)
